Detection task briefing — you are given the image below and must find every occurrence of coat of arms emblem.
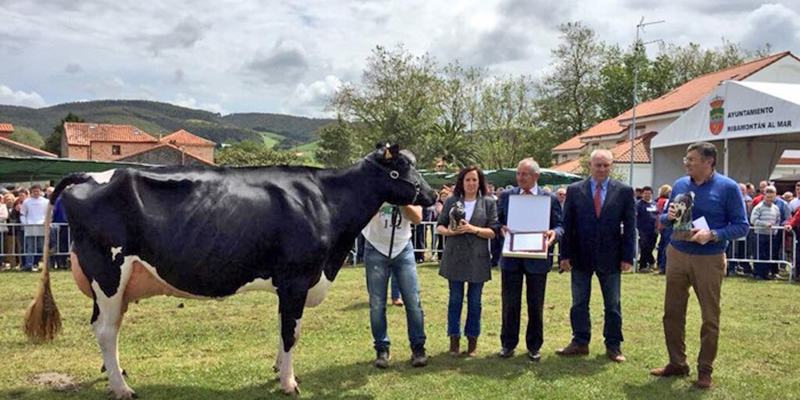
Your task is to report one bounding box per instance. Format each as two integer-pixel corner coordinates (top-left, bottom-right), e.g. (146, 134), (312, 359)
(709, 96), (725, 135)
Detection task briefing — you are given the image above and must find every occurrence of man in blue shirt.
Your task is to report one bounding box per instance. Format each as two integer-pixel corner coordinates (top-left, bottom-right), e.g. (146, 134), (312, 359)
(650, 142), (748, 389)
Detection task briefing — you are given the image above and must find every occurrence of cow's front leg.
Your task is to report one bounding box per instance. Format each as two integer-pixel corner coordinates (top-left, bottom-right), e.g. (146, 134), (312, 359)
(276, 280), (308, 395)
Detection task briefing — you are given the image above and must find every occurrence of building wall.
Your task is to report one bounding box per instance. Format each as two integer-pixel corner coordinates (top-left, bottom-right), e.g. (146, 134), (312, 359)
(747, 57), (800, 84)
(89, 142), (155, 161)
(0, 143), (38, 157)
(119, 146), (209, 166)
(615, 163), (653, 188)
(182, 145), (214, 163)
(65, 145), (89, 159)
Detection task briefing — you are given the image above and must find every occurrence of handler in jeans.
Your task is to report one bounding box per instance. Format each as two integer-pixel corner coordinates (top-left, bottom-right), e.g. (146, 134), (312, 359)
(651, 142), (748, 389)
(362, 204), (428, 369)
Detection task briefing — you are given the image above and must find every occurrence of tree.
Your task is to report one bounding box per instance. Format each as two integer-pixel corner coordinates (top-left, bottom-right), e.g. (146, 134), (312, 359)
(316, 118), (359, 167)
(9, 126), (44, 148)
(327, 45), (443, 166)
(472, 76), (548, 168)
(535, 22), (606, 144)
(216, 140), (299, 166)
(44, 112), (84, 156)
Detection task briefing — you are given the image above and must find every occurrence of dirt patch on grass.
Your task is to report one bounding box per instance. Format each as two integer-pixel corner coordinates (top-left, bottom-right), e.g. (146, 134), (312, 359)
(30, 372), (81, 392)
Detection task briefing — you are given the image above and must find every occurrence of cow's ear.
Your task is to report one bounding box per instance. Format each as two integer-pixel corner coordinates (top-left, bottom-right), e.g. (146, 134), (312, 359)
(374, 142), (385, 150)
(387, 144), (400, 159)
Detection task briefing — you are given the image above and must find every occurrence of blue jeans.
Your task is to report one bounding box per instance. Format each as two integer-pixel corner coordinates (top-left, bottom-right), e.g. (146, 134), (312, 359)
(364, 241), (426, 351)
(447, 280), (483, 337)
(390, 272), (401, 300)
(23, 235), (44, 270)
(570, 269), (623, 349)
(657, 229), (670, 272)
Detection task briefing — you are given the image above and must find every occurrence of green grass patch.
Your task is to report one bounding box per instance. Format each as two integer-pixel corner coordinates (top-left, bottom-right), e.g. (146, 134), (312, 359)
(1, 266), (799, 399)
(256, 131), (285, 148)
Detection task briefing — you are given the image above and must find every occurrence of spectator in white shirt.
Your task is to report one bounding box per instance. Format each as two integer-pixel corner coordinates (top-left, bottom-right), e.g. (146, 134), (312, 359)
(20, 184), (49, 271)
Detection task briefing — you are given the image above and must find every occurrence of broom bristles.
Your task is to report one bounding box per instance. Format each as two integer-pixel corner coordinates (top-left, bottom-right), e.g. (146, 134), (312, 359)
(23, 202), (62, 342)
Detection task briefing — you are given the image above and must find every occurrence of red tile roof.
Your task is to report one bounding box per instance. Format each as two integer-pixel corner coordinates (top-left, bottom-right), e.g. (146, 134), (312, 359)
(0, 136), (57, 157)
(779, 157), (800, 165)
(118, 143), (215, 166)
(608, 132), (655, 164)
(160, 129), (216, 147)
(64, 122), (158, 146)
(0, 123), (13, 133)
(553, 118), (627, 150)
(551, 157), (583, 174)
(616, 51), (794, 123)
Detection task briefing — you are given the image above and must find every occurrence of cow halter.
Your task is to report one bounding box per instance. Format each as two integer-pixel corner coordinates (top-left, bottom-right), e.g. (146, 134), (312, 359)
(365, 156), (422, 205)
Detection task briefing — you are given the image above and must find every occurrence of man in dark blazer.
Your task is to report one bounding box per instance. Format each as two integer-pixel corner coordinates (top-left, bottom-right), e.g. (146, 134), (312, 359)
(557, 149), (635, 363)
(496, 158), (563, 361)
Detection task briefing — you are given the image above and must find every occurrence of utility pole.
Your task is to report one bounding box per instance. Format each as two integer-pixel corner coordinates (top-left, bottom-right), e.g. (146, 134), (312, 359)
(629, 17), (664, 186)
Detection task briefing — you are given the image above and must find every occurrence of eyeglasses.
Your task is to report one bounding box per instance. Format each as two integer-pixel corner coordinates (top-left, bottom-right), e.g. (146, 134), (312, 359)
(682, 157), (703, 164)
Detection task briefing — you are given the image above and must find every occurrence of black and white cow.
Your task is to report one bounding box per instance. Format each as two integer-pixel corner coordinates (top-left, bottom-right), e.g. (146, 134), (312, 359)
(24, 143), (435, 398)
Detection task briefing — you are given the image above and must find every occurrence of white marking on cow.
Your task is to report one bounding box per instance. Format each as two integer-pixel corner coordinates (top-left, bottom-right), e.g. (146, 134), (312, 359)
(91, 256), (136, 399)
(236, 278), (277, 294)
(110, 246), (122, 259)
(305, 274), (331, 307)
(87, 169), (117, 185)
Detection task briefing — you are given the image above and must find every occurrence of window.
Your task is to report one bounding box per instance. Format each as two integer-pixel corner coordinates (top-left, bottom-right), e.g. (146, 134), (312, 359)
(112, 145), (121, 155)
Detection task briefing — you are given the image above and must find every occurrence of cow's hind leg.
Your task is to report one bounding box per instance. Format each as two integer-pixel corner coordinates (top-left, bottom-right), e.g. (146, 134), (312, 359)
(276, 279), (309, 395)
(87, 253), (136, 399)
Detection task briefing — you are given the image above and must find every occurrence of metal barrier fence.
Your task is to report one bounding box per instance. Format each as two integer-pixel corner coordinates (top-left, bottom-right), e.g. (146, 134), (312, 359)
(1, 222), (795, 281)
(0, 222), (71, 269)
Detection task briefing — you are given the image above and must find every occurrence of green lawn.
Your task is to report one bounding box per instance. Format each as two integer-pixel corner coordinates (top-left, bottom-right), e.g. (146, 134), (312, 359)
(1, 265), (799, 399)
(256, 131), (286, 148)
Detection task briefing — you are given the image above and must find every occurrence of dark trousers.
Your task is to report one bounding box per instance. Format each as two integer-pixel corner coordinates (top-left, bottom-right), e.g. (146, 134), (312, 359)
(657, 229), (671, 272)
(754, 233), (781, 278)
(413, 224), (426, 262)
(638, 230), (657, 268)
(500, 268), (547, 353)
(570, 268), (623, 349)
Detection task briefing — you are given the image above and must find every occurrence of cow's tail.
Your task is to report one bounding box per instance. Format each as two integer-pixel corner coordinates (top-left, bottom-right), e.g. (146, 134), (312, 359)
(21, 175), (87, 342)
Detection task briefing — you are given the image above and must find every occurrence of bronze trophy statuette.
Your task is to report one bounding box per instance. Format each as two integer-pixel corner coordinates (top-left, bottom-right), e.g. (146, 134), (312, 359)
(670, 191), (695, 241)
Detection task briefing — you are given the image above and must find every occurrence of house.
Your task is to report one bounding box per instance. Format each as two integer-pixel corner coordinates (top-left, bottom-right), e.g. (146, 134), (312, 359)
(63, 123), (216, 165)
(550, 51), (800, 187)
(0, 123), (58, 158)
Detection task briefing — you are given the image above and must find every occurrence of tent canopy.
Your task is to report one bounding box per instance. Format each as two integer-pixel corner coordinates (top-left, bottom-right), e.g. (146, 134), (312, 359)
(651, 81), (800, 187)
(0, 156), (156, 184)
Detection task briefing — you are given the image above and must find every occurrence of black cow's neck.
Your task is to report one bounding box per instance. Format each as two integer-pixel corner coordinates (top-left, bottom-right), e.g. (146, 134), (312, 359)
(321, 160), (386, 235)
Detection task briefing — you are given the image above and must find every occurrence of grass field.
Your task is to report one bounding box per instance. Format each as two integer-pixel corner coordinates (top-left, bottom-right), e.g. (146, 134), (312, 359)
(1, 265), (799, 399)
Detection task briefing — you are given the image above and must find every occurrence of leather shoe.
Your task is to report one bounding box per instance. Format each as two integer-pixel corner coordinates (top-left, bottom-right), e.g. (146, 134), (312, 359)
(555, 342), (589, 356)
(496, 348), (514, 358)
(694, 371), (713, 389)
(650, 364), (690, 377)
(606, 348), (626, 362)
(527, 350), (541, 362)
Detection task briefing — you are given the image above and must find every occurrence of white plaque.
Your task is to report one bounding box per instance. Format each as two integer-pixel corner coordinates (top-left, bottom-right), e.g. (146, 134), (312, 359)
(502, 194), (551, 259)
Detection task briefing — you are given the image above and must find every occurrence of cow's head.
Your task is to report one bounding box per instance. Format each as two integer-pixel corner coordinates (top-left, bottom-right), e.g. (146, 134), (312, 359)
(366, 143), (436, 207)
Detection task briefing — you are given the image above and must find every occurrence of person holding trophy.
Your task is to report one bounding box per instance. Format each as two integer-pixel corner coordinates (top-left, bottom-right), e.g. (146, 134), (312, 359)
(436, 166), (499, 357)
(651, 141), (749, 389)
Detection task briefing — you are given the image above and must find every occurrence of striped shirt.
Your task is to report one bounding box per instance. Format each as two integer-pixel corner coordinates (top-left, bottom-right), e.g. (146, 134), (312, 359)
(750, 202), (780, 235)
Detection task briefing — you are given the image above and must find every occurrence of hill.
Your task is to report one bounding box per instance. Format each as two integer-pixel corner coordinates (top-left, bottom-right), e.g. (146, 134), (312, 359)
(0, 100), (334, 147)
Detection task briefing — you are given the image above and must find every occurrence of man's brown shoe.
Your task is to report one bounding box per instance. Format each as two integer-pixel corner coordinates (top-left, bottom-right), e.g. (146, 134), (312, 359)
(606, 348), (626, 362)
(694, 371), (712, 389)
(650, 364), (690, 377)
(555, 342), (589, 356)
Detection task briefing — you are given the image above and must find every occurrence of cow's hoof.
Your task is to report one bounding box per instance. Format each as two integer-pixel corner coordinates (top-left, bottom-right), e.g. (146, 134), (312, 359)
(106, 387), (137, 399)
(280, 386), (300, 396)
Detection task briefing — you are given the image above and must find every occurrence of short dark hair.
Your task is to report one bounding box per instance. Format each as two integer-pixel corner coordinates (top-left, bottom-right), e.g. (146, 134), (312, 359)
(453, 166), (488, 198)
(30, 184), (42, 191)
(642, 186), (653, 192)
(687, 141), (717, 167)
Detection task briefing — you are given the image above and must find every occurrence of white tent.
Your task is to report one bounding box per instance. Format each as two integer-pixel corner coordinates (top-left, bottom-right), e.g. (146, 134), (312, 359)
(651, 81), (800, 187)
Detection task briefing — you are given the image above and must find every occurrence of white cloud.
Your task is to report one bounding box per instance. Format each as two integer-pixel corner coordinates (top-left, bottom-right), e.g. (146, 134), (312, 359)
(283, 75), (342, 117)
(0, 85), (47, 108)
(173, 93), (227, 115)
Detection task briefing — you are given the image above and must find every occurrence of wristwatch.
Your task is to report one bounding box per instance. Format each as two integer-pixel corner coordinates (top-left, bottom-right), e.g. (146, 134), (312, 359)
(709, 230), (719, 242)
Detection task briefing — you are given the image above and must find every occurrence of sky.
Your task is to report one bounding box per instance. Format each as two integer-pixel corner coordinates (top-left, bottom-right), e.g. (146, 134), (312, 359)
(1, 0), (798, 118)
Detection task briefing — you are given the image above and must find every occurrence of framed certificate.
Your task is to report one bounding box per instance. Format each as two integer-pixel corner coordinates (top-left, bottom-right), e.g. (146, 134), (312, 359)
(502, 194), (551, 259)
